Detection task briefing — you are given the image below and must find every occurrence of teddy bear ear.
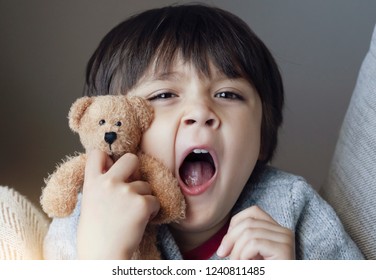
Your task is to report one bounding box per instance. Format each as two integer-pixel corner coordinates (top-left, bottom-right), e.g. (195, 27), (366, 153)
(128, 96), (154, 132)
(68, 96), (93, 132)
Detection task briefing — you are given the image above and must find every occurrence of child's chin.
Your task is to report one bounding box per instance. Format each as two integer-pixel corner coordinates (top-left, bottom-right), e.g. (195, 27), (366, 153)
(171, 210), (218, 231)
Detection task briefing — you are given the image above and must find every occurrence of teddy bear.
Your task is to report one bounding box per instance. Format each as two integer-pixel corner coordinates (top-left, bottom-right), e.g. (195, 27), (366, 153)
(40, 95), (185, 259)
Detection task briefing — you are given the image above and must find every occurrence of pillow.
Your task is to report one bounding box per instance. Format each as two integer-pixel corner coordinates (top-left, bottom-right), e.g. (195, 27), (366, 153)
(0, 186), (49, 259)
(321, 25), (376, 259)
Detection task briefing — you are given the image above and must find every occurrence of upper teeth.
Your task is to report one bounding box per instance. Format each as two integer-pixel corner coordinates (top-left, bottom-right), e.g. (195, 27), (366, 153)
(193, 149), (209, 154)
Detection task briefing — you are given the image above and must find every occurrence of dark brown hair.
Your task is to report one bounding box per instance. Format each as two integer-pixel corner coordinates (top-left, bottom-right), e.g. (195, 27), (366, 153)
(84, 4), (284, 178)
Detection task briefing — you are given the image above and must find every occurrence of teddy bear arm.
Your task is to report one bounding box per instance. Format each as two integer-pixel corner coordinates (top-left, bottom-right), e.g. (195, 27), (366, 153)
(138, 153), (186, 224)
(41, 153), (87, 218)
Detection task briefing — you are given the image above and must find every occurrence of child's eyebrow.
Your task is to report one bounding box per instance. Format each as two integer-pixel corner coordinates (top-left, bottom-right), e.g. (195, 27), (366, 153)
(149, 71), (180, 82)
(136, 71), (180, 87)
(141, 67), (248, 85)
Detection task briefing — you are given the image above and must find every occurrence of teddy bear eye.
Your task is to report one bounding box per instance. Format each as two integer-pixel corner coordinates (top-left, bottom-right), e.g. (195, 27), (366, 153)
(115, 121), (122, 127)
(99, 119), (106, 126)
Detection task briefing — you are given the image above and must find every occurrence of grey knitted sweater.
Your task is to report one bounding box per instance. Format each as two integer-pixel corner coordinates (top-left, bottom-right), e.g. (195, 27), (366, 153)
(157, 166), (364, 260)
(43, 166), (364, 260)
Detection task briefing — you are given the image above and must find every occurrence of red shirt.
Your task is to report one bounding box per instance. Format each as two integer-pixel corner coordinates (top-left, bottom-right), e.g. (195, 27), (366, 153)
(182, 220), (230, 260)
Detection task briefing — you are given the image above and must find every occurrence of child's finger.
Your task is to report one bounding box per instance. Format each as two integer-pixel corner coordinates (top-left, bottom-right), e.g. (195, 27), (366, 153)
(125, 181), (153, 196)
(106, 153), (140, 182)
(217, 206), (293, 258)
(218, 227), (294, 259)
(229, 205), (277, 231)
(85, 150), (113, 180)
(217, 232), (234, 257)
(230, 216), (291, 237)
(217, 223), (286, 258)
(231, 236), (293, 260)
(226, 219), (292, 244)
(144, 194), (161, 221)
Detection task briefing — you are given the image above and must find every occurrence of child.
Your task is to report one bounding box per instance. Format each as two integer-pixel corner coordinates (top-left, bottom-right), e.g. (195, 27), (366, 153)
(45, 4), (364, 260)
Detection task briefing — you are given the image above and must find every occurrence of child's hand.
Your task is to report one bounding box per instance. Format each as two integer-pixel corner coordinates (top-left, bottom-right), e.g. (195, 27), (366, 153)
(217, 206), (295, 260)
(76, 150), (160, 259)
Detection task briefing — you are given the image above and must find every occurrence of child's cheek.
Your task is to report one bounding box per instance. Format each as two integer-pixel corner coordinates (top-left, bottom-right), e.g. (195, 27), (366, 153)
(141, 116), (177, 172)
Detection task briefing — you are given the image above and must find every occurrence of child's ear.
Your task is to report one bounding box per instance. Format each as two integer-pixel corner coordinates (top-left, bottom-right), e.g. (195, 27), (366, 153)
(68, 96), (93, 132)
(128, 96), (154, 132)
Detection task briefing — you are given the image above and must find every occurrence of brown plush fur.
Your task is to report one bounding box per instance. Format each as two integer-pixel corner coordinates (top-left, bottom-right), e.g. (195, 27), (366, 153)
(40, 95), (186, 259)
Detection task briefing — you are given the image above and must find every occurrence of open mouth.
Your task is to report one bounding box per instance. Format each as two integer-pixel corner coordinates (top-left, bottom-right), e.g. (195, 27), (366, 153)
(179, 149), (216, 189)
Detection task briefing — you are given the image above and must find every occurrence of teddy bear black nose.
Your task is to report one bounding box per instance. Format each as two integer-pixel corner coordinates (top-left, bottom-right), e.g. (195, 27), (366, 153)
(104, 132), (117, 145)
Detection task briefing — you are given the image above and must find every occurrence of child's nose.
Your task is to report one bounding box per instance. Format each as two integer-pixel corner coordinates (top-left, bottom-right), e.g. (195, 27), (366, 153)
(182, 103), (220, 129)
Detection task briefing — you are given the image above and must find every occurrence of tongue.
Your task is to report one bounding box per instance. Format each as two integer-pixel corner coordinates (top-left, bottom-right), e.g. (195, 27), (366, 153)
(180, 161), (215, 187)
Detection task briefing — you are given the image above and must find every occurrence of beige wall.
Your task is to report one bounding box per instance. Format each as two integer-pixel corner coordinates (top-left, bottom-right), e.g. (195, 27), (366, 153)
(1, 0), (375, 206)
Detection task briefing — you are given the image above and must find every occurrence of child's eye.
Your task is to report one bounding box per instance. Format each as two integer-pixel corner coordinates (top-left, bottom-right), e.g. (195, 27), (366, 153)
(148, 92), (177, 101)
(215, 91), (244, 100)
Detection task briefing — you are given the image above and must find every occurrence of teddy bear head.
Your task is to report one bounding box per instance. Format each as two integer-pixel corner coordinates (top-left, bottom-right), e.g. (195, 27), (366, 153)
(68, 95), (153, 157)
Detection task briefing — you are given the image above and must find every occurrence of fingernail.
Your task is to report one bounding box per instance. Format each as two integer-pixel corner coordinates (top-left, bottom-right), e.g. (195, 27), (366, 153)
(216, 244), (225, 257)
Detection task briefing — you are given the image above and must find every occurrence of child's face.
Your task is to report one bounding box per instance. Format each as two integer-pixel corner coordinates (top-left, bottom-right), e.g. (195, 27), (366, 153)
(128, 57), (262, 237)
